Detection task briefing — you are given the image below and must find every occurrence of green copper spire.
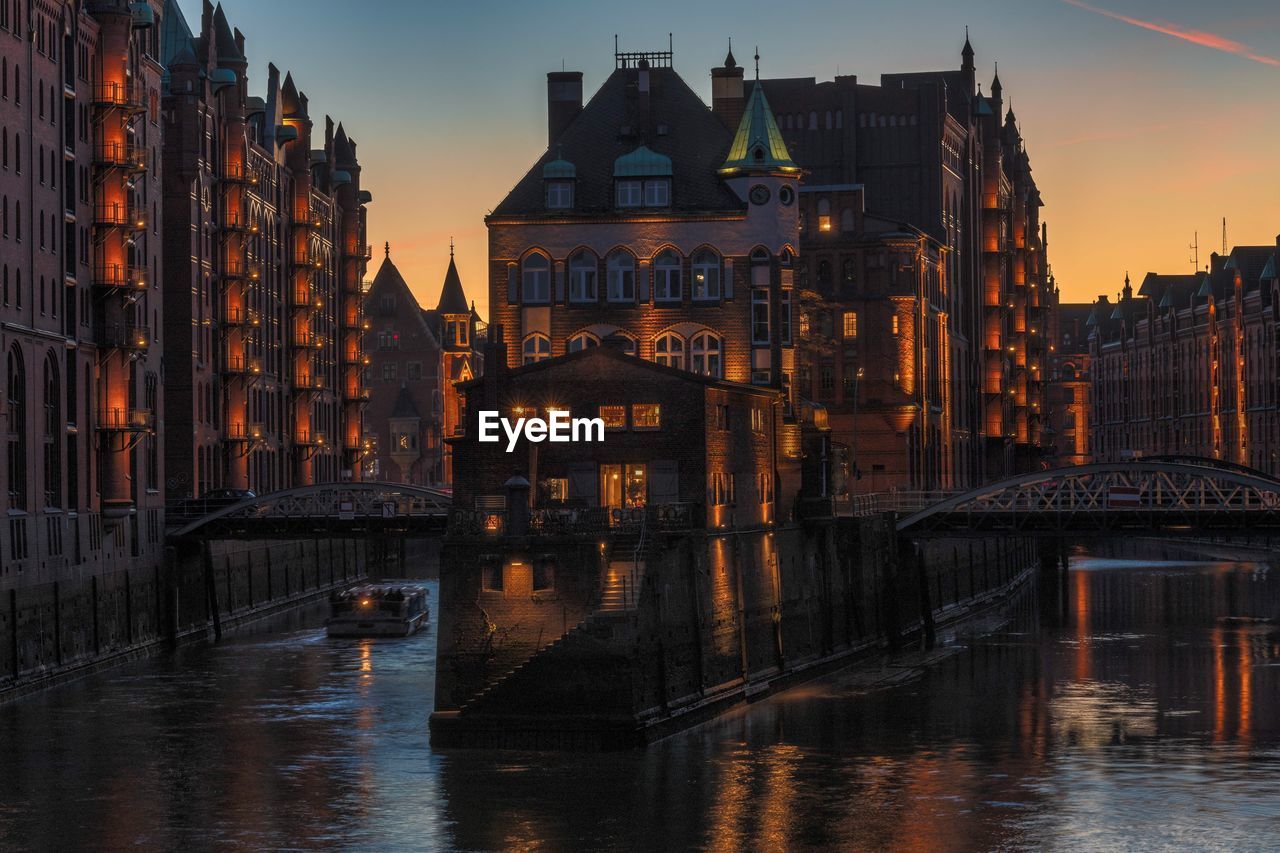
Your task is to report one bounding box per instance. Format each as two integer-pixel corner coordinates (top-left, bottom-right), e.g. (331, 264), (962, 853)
(718, 83), (799, 176)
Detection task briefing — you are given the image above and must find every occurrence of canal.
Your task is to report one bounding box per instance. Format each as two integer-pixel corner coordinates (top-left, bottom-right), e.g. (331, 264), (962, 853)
(2, 544), (1279, 850)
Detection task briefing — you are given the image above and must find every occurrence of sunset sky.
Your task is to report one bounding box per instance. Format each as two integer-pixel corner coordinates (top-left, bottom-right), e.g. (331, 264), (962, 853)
(180, 0), (1280, 315)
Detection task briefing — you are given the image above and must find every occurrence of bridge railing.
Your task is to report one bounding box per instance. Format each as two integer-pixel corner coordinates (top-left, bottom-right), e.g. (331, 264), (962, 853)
(835, 491), (961, 518)
(448, 503), (699, 538)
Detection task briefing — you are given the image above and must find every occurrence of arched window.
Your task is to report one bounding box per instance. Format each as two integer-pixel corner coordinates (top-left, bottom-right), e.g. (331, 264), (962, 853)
(567, 332), (599, 352)
(7, 346), (27, 510)
(522, 333), (551, 365)
(808, 111), (817, 130)
(690, 332), (723, 378)
(653, 249), (681, 302)
(603, 332), (637, 355)
(521, 252), (550, 303)
(653, 333), (684, 369)
(607, 251), (635, 302)
(569, 251), (597, 302)
(43, 353), (60, 507)
(691, 249), (720, 301)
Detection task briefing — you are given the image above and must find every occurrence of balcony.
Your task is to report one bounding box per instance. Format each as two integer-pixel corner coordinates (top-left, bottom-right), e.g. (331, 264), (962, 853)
(93, 141), (147, 172)
(291, 209), (323, 230)
(292, 252), (325, 272)
(220, 162), (258, 186)
(343, 243), (372, 261)
(294, 429), (327, 448)
(223, 306), (261, 328)
(220, 212), (259, 235)
(343, 385), (370, 403)
(224, 354), (263, 377)
(341, 314), (370, 332)
(226, 422), (265, 443)
(92, 264), (147, 292)
(293, 331), (324, 350)
(92, 81), (144, 112)
(290, 287), (322, 310)
(293, 372), (324, 392)
(97, 407), (153, 432)
(222, 260), (261, 282)
(94, 203), (146, 231)
(101, 323), (150, 352)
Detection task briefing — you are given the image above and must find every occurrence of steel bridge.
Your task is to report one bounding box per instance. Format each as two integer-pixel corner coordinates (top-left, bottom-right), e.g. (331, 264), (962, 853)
(166, 482), (452, 539)
(856, 460), (1280, 537)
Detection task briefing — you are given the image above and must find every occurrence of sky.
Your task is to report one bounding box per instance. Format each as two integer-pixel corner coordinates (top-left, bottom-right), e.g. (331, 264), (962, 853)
(179, 0), (1280, 314)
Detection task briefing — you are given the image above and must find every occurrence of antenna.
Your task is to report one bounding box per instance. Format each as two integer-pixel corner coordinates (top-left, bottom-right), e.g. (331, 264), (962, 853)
(1189, 231), (1199, 271)
(754, 46), (760, 80)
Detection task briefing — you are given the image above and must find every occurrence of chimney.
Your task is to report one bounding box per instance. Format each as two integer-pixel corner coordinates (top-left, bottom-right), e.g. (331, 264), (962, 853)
(547, 71), (583, 146)
(637, 60), (652, 139)
(483, 324), (508, 410)
(712, 50), (745, 130)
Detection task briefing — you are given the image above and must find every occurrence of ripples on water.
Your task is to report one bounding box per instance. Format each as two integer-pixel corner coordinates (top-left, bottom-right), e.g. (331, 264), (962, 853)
(2, 552), (1279, 851)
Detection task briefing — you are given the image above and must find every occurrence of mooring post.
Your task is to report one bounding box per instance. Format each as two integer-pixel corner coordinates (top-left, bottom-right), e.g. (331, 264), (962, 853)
(915, 544), (936, 650)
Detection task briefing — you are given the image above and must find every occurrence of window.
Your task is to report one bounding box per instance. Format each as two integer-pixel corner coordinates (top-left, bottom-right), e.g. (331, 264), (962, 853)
(546, 181), (573, 209)
(616, 180), (642, 207)
(644, 179), (670, 207)
(522, 333), (551, 364)
(607, 252), (635, 302)
(715, 404), (731, 431)
(532, 559), (555, 592)
(653, 333), (684, 369)
(567, 332), (598, 352)
(843, 311), (858, 339)
(819, 361), (834, 393)
(382, 362), (397, 381)
(604, 333), (637, 355)
(569, 251), (597, 302)
(690, 332), (722, 378)
(891, 314), (900, 335)
(598, 405), (626, 430)
(654, 250), (681, 302)
(751, 289), (770, 344)
(541, 477), (569, 504)
(377, 330), (399, 350)
(758, 472), (774, 504)
(692, 249), (720, 300)
(407, 362), (422, 380)
(6, 346), (26, 510)
(522, 253), (550, 303)
(817, 198), (832, 232)
(631, 404), (660, 430)
(781, 291), (793, 345)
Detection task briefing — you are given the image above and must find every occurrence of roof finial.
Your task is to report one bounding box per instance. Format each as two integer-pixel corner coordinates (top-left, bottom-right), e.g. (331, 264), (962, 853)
(449, 237), (454, 259)
(384, 241), (390, 259)
(754, 46), (759, 80)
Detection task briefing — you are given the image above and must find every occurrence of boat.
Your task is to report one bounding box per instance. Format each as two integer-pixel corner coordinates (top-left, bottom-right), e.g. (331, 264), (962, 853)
(327, 584), (430, 637)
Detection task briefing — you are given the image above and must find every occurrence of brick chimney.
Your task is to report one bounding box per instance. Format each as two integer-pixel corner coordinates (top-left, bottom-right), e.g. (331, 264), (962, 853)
(547, 71), (583, 146)
(711, 46), (745, 130)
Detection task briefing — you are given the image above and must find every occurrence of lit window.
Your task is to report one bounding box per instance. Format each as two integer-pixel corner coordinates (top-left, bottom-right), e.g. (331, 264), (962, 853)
(653, 333), (684, 369)
(569, 251), (597, 302)
(691, 332), (722, 378)
(751, 407), (766, 432)
(607, 252), (635, 302)
(522, 333), (551, 364)
(843, 311), (858, 339)
(522, 253), (550, 303)
(751, 289), (770, 344)
(692, 249), (720, 300)
(567, 332), (598, 352)
(817, 198), (831, 232)
(616, 180), (642, 207)
(632, 404), (660, 430)
(891, 315), (900, 335)
(598, 405), (626, 430)
(546, 181), (573, 209)
(644, 179), (670, 207)
(654, 250), (682, 302)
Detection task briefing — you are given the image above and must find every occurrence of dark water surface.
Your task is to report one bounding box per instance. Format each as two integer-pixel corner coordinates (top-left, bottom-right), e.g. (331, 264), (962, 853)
(3, 549), (1280, 851)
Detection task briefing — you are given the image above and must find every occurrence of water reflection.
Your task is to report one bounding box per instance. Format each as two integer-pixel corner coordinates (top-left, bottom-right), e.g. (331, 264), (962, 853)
(1, 552), (1279, 850)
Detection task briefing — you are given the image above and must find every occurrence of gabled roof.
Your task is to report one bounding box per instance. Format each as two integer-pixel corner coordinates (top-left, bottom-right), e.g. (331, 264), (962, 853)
(721, 82), (799, 176)
(363, 255), (440, 347)
(211, 4), (242, 63)
(437, 254), (469, 315)
(491, 66), (742, 217)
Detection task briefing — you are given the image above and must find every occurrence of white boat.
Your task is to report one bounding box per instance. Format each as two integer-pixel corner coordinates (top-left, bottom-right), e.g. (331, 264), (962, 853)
(327, 584), (429, 638)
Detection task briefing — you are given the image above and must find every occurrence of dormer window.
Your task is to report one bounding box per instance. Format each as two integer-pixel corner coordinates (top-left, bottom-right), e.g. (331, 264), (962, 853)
(617, 180), (643, 208)
(644, 179), (670, 207)
(613, 145), (673, 210)
(546, 181), (573, 209)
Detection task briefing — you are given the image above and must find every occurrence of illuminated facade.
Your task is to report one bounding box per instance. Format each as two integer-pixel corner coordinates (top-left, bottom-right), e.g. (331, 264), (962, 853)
(1089, 239), (1280, 472)
(748, 36), (1056, 489)
(1044, 302), (1092, 467)
(159, 0), (370, 501)
(1, 1), (167, 580)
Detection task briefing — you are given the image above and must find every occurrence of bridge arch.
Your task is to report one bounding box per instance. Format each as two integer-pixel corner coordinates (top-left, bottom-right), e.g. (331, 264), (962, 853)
(895, 460), (1280, 535)
(167, 482), (452, 538)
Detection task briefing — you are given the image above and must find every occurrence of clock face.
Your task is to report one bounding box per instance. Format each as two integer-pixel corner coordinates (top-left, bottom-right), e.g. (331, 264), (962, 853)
(778, 185), (795, 206)
(749, 184), (771, 206)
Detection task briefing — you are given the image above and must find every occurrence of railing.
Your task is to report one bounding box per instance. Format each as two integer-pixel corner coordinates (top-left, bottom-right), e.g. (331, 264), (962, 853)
(222, 259), (261, 281)
(293, 332), (324, 349)
(92, 81), (144, 111)
(293, 252), (324, 271)
(93, 203), (146, 230)
(101, 323), (150, 351)
(97, 407), (153, 431)
(224, 354), (263, 376)
(448, 502), (699, 537)
(343, 243), (372, 260)
(93, 141), (147, 171)
(835, 490), (960, 518)
(92, 264), (147, 291)
(293, 372), (324, 392)
(221, 212), (258, 234)
(223, 306), (260, 327)
(291, 288), (321, 309)
(220, 162), (258, 185)
(226, 422), (265, 442)
(343, 386), (370, 403)
(291, 209), (324, 229)
(294, 430), (326, 447)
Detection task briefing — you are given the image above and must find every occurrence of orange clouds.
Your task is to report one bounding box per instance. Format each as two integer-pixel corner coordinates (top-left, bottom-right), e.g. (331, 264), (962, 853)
(1060, 0), (1280, 66)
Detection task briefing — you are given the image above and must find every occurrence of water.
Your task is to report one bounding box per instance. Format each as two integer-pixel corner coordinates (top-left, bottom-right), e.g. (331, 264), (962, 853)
(3, 548), (1280, 851)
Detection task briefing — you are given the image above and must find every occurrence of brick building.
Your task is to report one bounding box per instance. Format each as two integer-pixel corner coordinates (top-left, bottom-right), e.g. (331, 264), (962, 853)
(1089, 238), (1280, 473)
(1044, 301), (1092, 467)
(361, 243), (482, 486)
(1, 0), (167, 587)
(159, 0), (370, 501)
(740, 36), (1056, 489)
